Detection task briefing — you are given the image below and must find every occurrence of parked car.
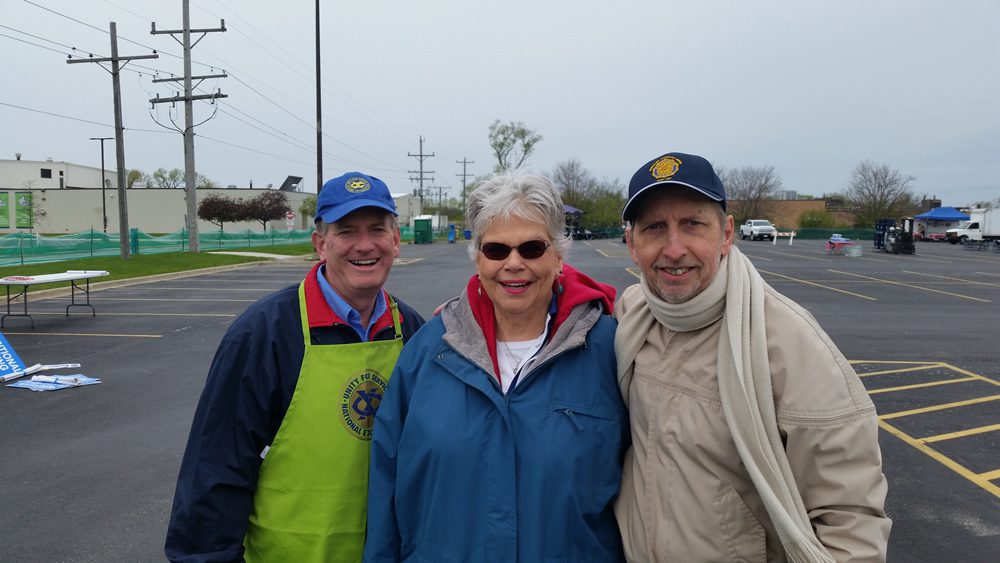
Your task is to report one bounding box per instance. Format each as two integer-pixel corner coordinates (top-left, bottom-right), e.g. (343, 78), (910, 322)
(740, 219), (777, 241)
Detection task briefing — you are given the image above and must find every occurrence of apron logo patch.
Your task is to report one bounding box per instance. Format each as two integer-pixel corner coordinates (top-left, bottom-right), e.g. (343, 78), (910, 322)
(339, 369), (388, 440)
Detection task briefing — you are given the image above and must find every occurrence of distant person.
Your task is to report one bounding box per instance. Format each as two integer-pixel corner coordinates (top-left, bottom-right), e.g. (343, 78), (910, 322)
(364, 172), (627, 562)
(615, 152), (891, 562)
(166, 172), (425, 562)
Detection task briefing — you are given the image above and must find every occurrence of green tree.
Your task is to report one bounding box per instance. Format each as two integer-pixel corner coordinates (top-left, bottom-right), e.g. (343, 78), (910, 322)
(126, 169), (148, 188)
(300, 194), (317, 222)
(488, 120), (542, 172)
(151, 168), (184, 189)
(197, 174), (221, 189)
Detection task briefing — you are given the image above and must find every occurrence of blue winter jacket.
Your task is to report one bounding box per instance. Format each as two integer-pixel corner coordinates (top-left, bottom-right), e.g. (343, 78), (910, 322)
(365, 286), (627, 562)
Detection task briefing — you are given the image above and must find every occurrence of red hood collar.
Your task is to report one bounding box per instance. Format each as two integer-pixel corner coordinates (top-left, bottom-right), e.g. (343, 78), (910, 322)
(466, 263), (615, 383)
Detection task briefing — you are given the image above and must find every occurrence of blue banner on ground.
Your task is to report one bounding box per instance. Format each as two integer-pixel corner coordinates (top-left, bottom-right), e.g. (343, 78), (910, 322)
(0, 331), (25, 377)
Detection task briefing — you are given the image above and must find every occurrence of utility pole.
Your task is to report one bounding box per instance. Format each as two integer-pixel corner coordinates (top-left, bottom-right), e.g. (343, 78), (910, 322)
(407, 136), (435, 209)
(89, 136), (113, 232)
(68, 22), (158, 260)
(314, 0), (323, 194)
(151, 0), (227, 253)
(456, 157), (474, 216)
(430, 185), (448, 208)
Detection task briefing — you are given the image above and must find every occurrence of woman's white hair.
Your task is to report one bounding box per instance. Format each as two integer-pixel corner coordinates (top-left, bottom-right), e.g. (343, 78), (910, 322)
(465, 170), (571, 261)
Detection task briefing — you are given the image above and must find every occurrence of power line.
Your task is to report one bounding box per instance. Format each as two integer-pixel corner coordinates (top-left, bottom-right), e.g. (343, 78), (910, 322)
(0, 31), (72, 56)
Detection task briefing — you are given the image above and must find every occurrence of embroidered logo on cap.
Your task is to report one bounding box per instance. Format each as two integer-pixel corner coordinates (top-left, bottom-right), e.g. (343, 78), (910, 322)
(649, 155), (682, 180)
(345, 177), (371, 193)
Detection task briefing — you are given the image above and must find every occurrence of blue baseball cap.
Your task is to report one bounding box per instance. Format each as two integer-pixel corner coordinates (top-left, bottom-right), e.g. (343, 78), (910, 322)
(622, 152), (726, 222)
(315, 172), (397, 224)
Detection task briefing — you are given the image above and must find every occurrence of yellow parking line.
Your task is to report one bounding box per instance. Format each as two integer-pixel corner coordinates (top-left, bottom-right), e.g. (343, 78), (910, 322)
(2, 332), (162, 338)
(867, 377), (977, 394)
(627, 267), (641, 279)
(596, 248), (630, 258)
(857, 364), (943, 377)
(741, 253), (773, 261)
(850, 360), (950, 365)
(829, 269), (992, 303)
(878, 420), (1000, 497)
(758, 269), (877, 301)
(394, 258), (424, 265)
(938, 363), (1000, 388)
(904, 270), (1000, 288)
(920, 423), (1000, 444)
(980, 469), (1000, 481)
(879, 395), (1000, 419)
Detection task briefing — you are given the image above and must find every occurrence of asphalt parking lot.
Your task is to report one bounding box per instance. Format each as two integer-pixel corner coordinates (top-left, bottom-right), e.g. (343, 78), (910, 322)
(0, 237), (998, 561)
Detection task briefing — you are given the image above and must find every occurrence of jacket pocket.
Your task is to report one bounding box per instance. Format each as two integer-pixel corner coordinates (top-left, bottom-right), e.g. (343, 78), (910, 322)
(713, 484), (767, 563)
(553, 403), (617, 431)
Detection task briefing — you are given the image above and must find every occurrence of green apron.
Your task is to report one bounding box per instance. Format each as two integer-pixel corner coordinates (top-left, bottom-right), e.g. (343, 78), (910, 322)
(244, 282), (403, 563)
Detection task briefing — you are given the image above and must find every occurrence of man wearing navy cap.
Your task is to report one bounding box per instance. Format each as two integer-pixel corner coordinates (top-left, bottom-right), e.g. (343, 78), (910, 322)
(166, 172), (425, 563)
(614, 152), (891, 562)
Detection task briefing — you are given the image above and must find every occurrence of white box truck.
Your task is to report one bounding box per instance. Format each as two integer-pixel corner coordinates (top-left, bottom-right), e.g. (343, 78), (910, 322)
(946, 208), (1000, 243)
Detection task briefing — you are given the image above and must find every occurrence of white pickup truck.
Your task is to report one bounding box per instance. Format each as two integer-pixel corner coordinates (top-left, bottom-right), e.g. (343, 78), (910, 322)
(740, 220), (776, 241)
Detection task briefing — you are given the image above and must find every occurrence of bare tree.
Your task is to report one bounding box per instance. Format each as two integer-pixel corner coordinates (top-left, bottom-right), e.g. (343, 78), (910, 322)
(844, 160), (919, 227)
(549, 159), (596, 208)
(488, 120), (542, 172)
(717, 165), (783, 223)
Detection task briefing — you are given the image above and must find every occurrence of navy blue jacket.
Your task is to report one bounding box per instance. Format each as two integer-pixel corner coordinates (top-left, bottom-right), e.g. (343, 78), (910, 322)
(166, 262), (424, 563)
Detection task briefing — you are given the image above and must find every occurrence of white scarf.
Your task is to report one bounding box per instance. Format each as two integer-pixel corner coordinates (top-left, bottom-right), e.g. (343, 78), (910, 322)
(615, 246), (834, 563)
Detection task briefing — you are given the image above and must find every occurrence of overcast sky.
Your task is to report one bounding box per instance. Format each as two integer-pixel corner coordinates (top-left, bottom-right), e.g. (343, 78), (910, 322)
(2, 0), (998, 207)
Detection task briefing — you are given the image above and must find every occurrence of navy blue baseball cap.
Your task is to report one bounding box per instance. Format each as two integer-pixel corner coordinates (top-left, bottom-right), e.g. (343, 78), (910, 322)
(315, 172), (397, 224)
(622, 152), (726, 222)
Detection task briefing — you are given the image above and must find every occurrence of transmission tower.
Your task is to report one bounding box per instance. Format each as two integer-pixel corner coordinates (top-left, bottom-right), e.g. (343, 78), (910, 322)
(408, 136), (435, 209)
(456, 157), (474, 216)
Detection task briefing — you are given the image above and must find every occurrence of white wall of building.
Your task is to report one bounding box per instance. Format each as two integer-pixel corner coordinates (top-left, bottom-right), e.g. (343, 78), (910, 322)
(0, 158), (118, 191)
(0, 159), (421, 234)
(0, 187), (419, 235)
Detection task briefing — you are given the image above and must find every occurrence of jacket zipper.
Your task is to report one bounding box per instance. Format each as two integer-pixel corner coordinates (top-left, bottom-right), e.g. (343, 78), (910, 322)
(505, 341), (587, 406)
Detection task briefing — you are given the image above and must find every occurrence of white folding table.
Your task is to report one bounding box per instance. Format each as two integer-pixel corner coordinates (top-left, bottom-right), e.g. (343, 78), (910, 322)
(0, 270), (110, 328)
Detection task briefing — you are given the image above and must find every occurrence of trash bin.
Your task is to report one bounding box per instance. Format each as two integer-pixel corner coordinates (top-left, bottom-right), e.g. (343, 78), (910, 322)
(464, 229), (472, 240)
(447, 224), (456, 244)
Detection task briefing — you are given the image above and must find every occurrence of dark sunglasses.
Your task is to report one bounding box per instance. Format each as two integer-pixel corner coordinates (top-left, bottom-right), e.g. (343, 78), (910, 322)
(479, 240), (551, 261)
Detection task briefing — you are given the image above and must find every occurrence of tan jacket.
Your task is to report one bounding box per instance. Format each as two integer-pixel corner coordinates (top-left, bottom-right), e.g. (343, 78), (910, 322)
(614, 283), (891, 562)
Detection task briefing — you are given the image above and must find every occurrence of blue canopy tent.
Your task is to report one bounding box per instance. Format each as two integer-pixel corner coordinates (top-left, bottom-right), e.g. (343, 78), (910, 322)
(914, 207), (969, 221)
(563, 204), (584, 216)
(913, 207), (969, 240)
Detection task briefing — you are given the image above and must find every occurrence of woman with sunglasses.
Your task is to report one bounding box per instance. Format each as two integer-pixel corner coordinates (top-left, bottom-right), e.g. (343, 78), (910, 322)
(365, 172), (627, 562)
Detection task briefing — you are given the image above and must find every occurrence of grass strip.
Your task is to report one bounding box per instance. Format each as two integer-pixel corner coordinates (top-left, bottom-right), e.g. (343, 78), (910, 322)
(0, 243), (315, 292)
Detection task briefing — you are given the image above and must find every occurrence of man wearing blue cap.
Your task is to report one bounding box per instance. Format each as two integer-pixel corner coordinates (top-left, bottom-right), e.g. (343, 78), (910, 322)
(614, 152), (891, 562)
(166, 172), (425, 563)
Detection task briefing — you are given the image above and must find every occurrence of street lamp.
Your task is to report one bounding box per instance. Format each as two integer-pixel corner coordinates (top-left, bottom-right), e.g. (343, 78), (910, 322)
(89, 137), (113, 232)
